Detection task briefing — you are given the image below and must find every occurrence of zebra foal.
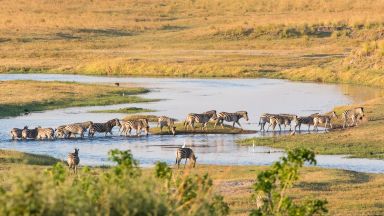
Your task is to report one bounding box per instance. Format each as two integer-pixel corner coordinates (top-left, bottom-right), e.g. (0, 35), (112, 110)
(175, 147), (197, 168)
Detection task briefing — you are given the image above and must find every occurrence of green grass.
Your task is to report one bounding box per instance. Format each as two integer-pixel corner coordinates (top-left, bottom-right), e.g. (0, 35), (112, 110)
(90, 107), (156, 114)
(1, 150), (384, 215)
(0, 80), (155, 118)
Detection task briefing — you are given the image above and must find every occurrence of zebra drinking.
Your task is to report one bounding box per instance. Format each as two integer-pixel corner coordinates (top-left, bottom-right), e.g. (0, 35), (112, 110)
(342, 107), (365, 128)
(175, 147), (197, 168)
(214, 111), (249, 129)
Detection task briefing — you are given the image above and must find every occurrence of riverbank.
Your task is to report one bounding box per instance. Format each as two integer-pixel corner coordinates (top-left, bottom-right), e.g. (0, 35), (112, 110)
(0, 80), (154, 118)
(1, 150), (383, 215)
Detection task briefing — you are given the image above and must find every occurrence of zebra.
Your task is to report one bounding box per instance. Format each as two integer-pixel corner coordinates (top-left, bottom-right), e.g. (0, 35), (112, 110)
(157, 116), (176, 136)
(67, 148), (80, 174)
(278, 114), (296, 131)
(184, 110), (217, 130)
(63, 124), (86, 139)
(120, 119), (149, 136)
(55, 125), (67, 138)
(74, 121), (93, 131)
(10, 126), (28, 140)
(292, 115), (313, 132)
(175, 147), (197, 168)
(21, 127), (39, 139)
(36, 127), (55, 140)
(214, 111), (249, 129)
(342, 107), (365, 128)
(313, 111), (338, 131)
(88, 118), (121, 137)
(266, 115), (285, 132)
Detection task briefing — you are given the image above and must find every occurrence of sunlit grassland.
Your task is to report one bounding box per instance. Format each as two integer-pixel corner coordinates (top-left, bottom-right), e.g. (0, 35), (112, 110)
(0, 80), (154, 118)
(0, 150), (383, 216)
(1, 0), (384, 80)
(90, 107), (156, 114)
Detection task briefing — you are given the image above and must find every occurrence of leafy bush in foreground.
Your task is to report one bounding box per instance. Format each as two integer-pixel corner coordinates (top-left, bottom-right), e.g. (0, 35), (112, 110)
(0, 149), (229, 216)
(251, 148), (328, 216)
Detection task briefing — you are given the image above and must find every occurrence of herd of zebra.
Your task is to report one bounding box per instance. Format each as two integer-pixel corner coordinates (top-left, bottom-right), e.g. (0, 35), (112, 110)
(9, 107), (365, 140)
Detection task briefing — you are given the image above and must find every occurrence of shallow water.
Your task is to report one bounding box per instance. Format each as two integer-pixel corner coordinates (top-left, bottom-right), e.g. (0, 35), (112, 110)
(1, 74), (384, 173)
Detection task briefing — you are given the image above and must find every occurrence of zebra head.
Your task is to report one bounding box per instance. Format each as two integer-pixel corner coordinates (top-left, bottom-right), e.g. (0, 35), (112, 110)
(74, 148), (79, 155)
(356, 107), (365, 117)
(237, 111), (249, 121)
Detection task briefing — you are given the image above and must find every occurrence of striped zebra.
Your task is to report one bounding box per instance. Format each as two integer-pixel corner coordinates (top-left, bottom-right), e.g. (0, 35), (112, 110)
(175, 147), (197, 168)
(184, 110), (217, 130)
(36, 127), (55, 140)
(88, 118), (121, 137)
(278, 114), (296, 131)
(63, 124), (86, 138)
(74, 121), (93, 131)
(259, 113), (275, 132)
(10, 126), (28, 140)
(67, 148), (80, 174)
(120, 119), (149, 136)
(55, 125), (67, 138)
(157, 116), (176, 136)
(214, 111), (249, 129)
(313, 111), (338, 131)
(342, 107), (365, 128)
(267, 115), (285, 132)
(22, 127), (39, 139)
(292, 115), (313, 132)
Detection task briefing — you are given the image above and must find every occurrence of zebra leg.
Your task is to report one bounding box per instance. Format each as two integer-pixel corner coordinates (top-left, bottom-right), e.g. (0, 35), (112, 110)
(236, 121), (242, 129)
(184, 158), (188, 168)
(278, 124), (281, 132)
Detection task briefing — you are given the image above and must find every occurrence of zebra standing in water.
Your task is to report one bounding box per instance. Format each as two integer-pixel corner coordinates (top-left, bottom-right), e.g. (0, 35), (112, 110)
(175, 147), (197, 168)
(313, 111), (338, 131)
(157, 116), (176, 136)
(67, 148), (80, 174)
(10, 126), (28, 140)
(36, 127), (55, 140)
(267, 115), (285, 132)
(88, 118), (121, 137)
(22, 127), (39, 139)
(292, 115), (315, 132)
(63, 124), (86, 139)
(120, 119), (149, 136)
(342, 107), (365, 128)
(215, 111), (249, 129)
(184, 110), (217, 131)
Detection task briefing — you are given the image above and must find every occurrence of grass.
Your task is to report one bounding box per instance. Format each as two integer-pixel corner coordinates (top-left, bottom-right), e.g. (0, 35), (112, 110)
(0, 80), (154, 118)
(90, 107), (156, 114)
(0, 150), (383, 215)
(239, 94), (384, 159)
(0, 0), (383, 83)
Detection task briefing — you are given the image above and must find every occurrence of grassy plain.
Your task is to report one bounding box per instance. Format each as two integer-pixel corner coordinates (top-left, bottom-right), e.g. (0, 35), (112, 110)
(0, 80), (153, 118)
(0, 150), (383, 216)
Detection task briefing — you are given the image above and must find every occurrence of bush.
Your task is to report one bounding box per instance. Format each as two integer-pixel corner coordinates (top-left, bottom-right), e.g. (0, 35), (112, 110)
(0, 149), (229, 216)
(250, 148), (328, 216)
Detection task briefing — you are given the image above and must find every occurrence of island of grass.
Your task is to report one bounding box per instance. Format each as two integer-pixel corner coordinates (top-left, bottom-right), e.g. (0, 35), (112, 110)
(90, 107), (156, 114)
(0, 80), (156, 118)
(1, 149), (384, 215)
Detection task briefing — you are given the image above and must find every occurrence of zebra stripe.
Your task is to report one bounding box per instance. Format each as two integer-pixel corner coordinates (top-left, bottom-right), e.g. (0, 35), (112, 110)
(120, 119), (149, 136)
(157, 116), (176, 136)
(36, 127), (55, 140)
(214, 111), (249, 128)
(10, 126), (28, 140)
(88, 118), (121, 137)
(184, 110), (217, 130)
(175, 147), (197, 168)
(342, 107), (364, 128)
(313, 111), (338, 131)
(22, 127), (39, 139)
(67, 148), (80, 174)
(63, 125), (86, 138)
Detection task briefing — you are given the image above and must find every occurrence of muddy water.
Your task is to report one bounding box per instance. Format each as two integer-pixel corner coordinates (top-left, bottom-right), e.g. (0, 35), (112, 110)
(1, 74), (384, 173)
